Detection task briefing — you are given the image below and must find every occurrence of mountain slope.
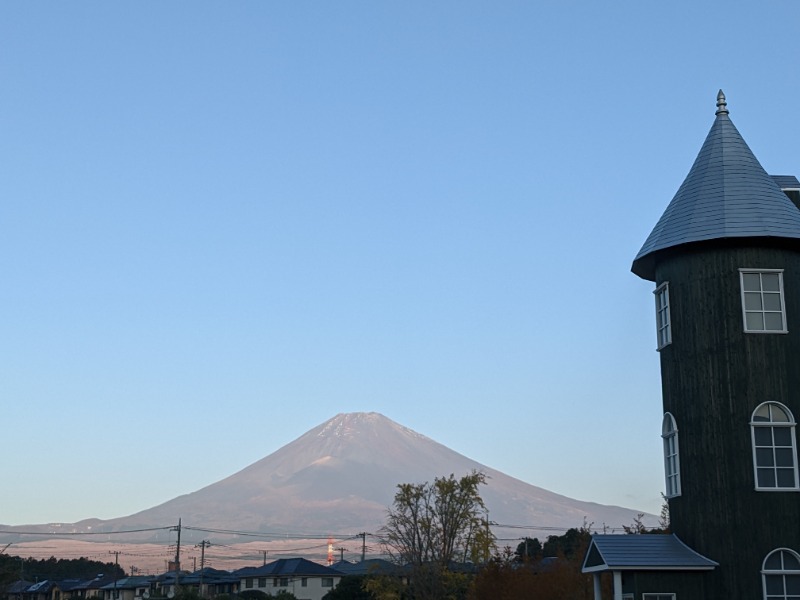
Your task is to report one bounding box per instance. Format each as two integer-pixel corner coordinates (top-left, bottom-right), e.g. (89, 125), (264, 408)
(89, 412), (646, 540)
(2, 413), (649, 542)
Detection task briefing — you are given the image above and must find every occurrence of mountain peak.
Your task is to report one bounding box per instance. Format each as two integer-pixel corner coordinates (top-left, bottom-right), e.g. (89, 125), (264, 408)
(315, 412), (430, 444)
(68, 413), (650, 540)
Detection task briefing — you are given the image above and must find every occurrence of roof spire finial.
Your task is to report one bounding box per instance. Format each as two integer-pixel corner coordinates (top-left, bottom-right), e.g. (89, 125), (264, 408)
(716, 89), (729, 116)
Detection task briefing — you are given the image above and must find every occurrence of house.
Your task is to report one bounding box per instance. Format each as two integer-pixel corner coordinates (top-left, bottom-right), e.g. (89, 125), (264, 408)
(98, 577), (152, 600)
(4, 580), (34, 600)
(150, 571), (186, 599)
(236, 558), (343, 600)
(583, 91), (800, 598)
(70, 576), (119, 600)
(19, 581), (62, 600)
(174, 568), (239, 597)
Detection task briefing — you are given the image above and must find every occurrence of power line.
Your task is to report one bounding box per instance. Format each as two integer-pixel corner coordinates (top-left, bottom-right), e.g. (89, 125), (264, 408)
(0, 526), (172, 536)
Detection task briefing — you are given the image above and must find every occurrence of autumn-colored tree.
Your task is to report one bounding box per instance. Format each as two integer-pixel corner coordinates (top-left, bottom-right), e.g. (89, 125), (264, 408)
(380, 471), (493, 567)
(469, 523), (606, 600)
(379, 472), (491, 600)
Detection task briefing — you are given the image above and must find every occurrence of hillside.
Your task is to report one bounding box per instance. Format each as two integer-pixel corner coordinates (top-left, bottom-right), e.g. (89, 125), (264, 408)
(1, 413), (650, 544)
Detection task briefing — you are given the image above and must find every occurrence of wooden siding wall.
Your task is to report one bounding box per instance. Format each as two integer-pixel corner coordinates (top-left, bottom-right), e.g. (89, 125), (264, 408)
(654, 242), (800, 599)
(627, 571), (708, 598)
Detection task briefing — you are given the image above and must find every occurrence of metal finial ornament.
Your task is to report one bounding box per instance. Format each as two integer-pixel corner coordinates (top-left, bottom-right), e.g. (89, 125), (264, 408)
(716, 89), (729, 115)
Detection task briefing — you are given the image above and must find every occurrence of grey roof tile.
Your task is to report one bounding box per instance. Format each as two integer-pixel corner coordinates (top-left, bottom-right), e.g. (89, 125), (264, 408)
(773, 175), (800, 190)
(582, 534), (718, 572)
(632, 92), (800, 281)
(239, 557), (343, 577)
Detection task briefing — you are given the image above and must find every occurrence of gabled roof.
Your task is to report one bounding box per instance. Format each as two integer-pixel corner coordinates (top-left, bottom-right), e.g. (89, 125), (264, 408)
(582, 534), (718, 573)
(330, 559), (401, 575)
(178, 569), (238, 585)
(772, 175), (800, 190)
(6, 580), (34, 594)
(99, 576), (153, 590)
(57, 580), (91, 592)
(632, 91), (800, 281)
(26, 580), (58, 593)
(236, 558), (343, 578)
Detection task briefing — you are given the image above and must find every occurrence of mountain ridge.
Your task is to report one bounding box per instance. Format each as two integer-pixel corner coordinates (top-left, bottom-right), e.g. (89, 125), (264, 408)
(0, 412), (651, 543)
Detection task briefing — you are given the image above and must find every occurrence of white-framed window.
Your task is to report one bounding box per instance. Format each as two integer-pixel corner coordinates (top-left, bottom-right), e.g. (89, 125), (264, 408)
(245, 579), (253, 589)
(654, 282), (672, 349)
(752, 402), (799, 490)
(762, 548), (800, 599)
(257, 578), (265, 588)
(642, 594), (675, 600)
(740, 270), (787, 333)
(662, 412), (681, 498)
(301, 578), (307, 587)
(321, 578), (334, 588)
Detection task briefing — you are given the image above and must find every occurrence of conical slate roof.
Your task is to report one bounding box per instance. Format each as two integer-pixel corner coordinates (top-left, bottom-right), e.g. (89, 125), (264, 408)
(632, 91), (800, 281)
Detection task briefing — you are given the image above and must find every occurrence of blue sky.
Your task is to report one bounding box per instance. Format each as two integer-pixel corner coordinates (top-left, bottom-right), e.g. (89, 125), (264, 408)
(2, 2), (800, 527)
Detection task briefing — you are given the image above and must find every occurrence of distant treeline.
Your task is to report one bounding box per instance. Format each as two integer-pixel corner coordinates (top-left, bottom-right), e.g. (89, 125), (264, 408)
(0, 555), (124, 586)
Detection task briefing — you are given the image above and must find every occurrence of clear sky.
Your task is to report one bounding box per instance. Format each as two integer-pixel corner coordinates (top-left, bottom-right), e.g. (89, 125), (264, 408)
(2, 2), (800, 527)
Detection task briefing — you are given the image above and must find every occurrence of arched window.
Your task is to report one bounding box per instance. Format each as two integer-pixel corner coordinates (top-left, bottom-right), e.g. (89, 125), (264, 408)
(762, 548), (800, 599)
(662, 413), (681, 498)
(751, 402), (799, 490)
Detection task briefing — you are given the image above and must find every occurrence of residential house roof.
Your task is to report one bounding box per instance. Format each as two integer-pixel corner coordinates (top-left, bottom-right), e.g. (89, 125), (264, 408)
(177, 569), (239, 586)
(26, 581), (58, 593)
(772, 175), (800, 190)
(582, 534), (718, 573)
(99, 576), (153, 590)
(632, 91), (800, 281)
(330, 559), (401, 576)
(236, 558), (343, 578)
(6, 580), (34, 594)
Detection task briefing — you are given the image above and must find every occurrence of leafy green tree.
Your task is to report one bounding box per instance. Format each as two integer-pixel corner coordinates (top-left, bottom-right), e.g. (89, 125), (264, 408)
(381, 471), (493, 567)
(173, 588), (202, 600)
(239, 591), (270, 600)
(322, 575), (376, 600)
(542, 526), (590, 560)
(363, 575), (405, 600)
(514, 537), (541, 562)
(0, 554), (124, 581)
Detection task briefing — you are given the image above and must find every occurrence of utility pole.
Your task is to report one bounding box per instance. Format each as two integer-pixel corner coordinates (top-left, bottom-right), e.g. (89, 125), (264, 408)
(109, 551), (120, 600)
(360, 533), (366, 563)
(262, 551), (267, 566)
(196, 540), (210, 597)
(335, 547), (347, 563)
(173, 519), (182, 593)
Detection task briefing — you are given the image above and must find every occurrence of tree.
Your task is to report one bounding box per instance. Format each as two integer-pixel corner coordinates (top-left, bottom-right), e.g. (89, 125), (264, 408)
(514, 538), (542, 562)
(470, 522), (602, 600)
(541, 526), (590, 560)
(380, 471), (492, 568)
(322, 575), (376, 600)
(239, 592), (270, 600)
(658, 494), (671, 532)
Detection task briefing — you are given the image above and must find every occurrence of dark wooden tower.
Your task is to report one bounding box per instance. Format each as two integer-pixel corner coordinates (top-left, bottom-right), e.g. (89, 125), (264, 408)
(631, 91), (800, 598)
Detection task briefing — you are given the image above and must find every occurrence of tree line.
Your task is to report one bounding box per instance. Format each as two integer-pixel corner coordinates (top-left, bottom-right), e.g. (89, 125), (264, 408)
(0, 554), (124, 587)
